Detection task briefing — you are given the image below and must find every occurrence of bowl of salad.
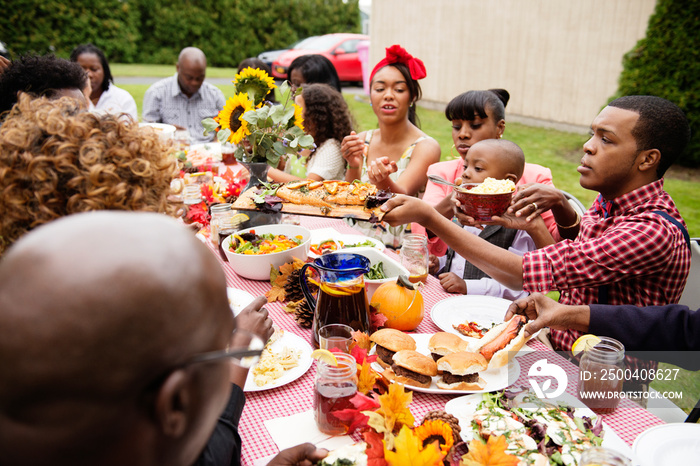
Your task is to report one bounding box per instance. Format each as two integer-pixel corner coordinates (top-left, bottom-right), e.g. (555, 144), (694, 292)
(222, 224), (311, 280)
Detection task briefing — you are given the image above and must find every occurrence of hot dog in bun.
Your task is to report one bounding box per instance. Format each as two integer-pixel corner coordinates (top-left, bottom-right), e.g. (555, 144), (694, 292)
(436, 351), (487, 390)
(382, 349), (438, 389)
(469, 315), (527, 369)
(370, 328), (416, 369)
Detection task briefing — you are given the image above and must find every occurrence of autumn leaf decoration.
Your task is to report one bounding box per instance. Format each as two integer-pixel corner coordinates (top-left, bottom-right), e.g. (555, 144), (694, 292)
(384, 425), (443, 466)
(365, 383), (415, 450)
(461, 435), (519, 466)
(266, 258), (306, 302)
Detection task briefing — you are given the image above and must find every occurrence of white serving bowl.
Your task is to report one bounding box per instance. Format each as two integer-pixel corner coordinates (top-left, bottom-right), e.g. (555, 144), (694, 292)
(139, 122), (177, 142)
(334, 247), (410, 301)
(223, 224), (311, 280)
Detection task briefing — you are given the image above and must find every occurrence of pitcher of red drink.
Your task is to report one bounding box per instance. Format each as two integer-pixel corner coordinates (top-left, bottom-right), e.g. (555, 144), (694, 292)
(300, 253), (371, 346)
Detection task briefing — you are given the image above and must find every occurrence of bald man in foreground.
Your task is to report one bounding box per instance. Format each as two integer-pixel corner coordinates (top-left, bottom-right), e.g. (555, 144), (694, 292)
(0, 211), (326, 466)
(142, 46), (225, 143)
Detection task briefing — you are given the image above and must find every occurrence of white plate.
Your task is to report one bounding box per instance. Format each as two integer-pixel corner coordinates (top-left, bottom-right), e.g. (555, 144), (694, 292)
(309, 228), (384, 258)
(244, 332), (313, 392)
(370, 333), (520, 395)
(445, 391), (633, 459)
(633, 423), (700, 466)
(227, 287), (256, 317)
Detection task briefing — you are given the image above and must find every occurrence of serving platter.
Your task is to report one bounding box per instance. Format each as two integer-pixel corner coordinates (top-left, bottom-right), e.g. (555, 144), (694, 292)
(370, 333), (520, 395)
(232, 186), (386, 221)
(308, 228), (385, 258)
(445, 391), (633, 460)
(244, 332), (313, 392)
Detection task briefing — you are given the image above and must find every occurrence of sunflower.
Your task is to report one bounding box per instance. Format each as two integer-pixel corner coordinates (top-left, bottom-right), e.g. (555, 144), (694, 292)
(413, 419), (455, 459)
(218, 93), (254, 144)
(288, 102), (304, 131)
(233, 68), (277, 106)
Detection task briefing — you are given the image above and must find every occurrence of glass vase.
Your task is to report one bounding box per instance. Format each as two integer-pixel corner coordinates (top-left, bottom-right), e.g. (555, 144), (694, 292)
(239, 162), (282, 227)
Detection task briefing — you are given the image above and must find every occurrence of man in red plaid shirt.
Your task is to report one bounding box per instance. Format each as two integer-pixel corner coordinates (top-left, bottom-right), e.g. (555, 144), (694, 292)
(382, 95), (691, 356)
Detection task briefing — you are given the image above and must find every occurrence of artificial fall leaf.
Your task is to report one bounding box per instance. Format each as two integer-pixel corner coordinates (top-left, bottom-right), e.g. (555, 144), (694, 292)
(185, 201), (210, 225)
(200, 183), (215, 203)
(353, 330), (372, 351)
(363, 430), (388, 466)
(332, 392), (380, 433)
(461, 436), (519, 466)
(357, 360), (378, 394)
(384, 425), (443, 466)
(370, 304), (389, 330)
(376, 383), (415, 433)
(265, 283), (286, 303)
(351, 344), (377, 365)
(273, 258), (306, 287)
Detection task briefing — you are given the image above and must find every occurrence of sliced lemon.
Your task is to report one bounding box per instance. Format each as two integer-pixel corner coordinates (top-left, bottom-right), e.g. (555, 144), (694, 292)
(230, 213), (249, 226)
(571, 334), (601, 356)
(311, 349), (338, 366)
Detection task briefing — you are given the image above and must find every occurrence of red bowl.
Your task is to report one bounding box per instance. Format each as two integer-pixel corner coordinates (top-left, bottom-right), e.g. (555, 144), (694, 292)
(453, 183), (514, 221)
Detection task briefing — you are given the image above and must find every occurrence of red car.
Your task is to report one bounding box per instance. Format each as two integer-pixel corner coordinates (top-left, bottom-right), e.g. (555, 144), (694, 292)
(271, 33), (369, 82)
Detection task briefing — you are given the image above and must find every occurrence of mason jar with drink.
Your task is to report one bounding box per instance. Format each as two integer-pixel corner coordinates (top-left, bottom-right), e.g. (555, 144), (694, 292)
(314, 353), (358, 435)
(400, 234), (429, 284)
(577, 336), (625, 414)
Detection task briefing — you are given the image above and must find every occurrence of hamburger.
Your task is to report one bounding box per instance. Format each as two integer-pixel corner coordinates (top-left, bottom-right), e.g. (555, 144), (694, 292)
(383, 349), (438, 389)
(436, 351), (487, 390)
(428, 332), (469, 361)
(370, 328), (416, 369)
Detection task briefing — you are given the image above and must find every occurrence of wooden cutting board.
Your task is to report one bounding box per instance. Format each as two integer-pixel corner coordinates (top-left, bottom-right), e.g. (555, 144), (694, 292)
(231, 187), (386, 221)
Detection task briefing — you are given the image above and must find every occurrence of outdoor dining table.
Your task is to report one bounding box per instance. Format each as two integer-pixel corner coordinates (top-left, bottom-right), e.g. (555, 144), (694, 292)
(210, 216), (665, 465)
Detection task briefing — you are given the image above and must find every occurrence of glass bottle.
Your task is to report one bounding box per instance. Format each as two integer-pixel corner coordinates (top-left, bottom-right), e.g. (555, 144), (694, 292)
(577, 336), (625, 414)
(313, 353), (357, 435)
(400, 234), (429, 284)
(579, 447), (631, 466)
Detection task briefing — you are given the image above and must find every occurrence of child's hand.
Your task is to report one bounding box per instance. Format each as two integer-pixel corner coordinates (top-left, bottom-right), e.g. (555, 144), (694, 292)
(439, 272), (467, 294)
(341, 131), (365, 167)
(429, 254), (440, 275)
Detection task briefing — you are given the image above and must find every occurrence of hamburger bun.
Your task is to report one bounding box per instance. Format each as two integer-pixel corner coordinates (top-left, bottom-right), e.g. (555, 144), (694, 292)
(382, 349), (437, 389)
(370, 329), (416, 368)
(435, 352), (487, 390)
(428, 332), (468, 359)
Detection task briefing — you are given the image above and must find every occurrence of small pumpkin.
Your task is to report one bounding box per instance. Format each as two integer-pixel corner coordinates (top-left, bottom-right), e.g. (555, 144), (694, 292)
(370, 275), (424, 331)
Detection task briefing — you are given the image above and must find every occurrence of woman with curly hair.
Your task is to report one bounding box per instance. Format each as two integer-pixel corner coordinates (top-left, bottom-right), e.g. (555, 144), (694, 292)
(269, 83), (353, 182)
(0, 94), (180, 254)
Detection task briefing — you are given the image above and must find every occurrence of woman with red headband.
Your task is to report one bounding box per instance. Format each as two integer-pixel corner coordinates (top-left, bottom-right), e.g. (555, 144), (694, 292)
(341, 45), (440, 249)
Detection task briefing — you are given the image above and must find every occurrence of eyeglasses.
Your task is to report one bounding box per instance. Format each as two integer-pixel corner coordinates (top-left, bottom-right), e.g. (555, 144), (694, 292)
(180, 329), (266, 369)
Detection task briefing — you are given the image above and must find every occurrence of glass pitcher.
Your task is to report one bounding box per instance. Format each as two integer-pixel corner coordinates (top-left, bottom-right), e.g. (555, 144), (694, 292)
(300, 253), (371, 345)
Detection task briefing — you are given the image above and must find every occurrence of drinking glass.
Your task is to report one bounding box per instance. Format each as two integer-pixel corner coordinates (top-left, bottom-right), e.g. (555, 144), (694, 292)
(319, 324), (354, 353)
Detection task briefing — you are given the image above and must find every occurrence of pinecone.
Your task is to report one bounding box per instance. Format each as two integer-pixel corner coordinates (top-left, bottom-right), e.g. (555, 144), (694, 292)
(284, 269), (305, 303)
(422, 410), (462, 445)
(290, 298), (314, 328)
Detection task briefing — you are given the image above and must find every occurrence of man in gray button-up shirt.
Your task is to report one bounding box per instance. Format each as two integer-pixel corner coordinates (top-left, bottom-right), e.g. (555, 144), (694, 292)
(143, 47), (225, 144)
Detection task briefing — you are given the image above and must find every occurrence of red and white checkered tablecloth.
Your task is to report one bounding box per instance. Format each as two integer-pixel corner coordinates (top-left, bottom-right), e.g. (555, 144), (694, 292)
(212, 217), (664, 465)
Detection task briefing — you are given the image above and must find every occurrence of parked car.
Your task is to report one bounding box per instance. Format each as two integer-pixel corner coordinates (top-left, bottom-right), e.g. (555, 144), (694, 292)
(271, 33), (369, 83)
(258, 36), (318, 68)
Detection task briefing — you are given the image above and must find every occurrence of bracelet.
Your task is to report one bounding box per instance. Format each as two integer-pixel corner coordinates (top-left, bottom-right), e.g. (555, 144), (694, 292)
(347, 165), (360, 169)
(556, 212), (580, 229)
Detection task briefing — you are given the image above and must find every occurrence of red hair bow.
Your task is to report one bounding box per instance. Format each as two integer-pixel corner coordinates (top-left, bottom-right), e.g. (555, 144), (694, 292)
(369, 44), (427, 82)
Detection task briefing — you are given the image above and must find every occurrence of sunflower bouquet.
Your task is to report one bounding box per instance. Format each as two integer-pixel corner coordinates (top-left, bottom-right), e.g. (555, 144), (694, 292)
(202, 68), (314, 167)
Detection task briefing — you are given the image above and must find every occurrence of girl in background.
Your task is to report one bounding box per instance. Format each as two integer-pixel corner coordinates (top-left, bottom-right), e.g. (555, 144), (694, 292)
(268, 83), (353, 182)
(414, 89), (558, 255)
(288, 54), (341, 95)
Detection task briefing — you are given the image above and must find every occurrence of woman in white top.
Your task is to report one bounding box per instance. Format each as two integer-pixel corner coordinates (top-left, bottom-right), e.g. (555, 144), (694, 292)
(269, 83), (353, 182)
(70, 44), (138, 121)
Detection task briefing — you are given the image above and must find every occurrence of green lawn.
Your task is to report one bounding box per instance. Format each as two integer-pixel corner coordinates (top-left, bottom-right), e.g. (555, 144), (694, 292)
(119, 63), (700, 415)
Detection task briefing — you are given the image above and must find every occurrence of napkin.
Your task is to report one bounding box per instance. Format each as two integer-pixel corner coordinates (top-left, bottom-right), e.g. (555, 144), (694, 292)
(264, 409), (355, 451)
